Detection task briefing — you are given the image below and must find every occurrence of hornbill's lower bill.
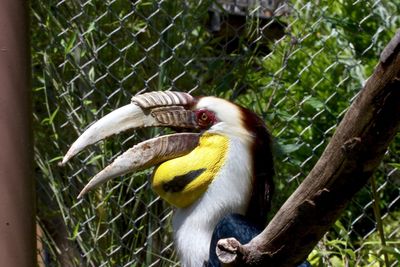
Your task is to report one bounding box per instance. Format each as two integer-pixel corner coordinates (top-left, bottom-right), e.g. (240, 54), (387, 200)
(62, 91), (309, 267)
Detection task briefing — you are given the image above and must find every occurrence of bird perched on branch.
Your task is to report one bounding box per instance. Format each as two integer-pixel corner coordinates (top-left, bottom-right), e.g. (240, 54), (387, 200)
(62, 91), (308, 267)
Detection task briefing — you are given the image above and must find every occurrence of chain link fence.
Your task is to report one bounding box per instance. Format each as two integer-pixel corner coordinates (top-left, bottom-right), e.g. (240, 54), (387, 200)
(32, 0), (400, 266)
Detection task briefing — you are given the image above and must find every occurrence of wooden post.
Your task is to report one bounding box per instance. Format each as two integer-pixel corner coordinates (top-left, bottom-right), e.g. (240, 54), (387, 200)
(0, 1), (35, 266)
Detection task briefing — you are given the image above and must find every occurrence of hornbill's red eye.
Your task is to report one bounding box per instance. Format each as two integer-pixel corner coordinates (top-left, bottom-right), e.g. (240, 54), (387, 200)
(195, 109), (216, 128)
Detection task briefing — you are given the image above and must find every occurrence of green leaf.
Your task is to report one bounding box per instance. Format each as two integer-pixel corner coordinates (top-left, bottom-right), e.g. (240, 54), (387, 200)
(70, 223), (80, 240)
(303, 97), (325, 112)
(280, 143), (303, 154)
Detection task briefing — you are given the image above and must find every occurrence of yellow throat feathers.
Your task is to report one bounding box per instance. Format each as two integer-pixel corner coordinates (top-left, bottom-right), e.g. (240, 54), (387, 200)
(151, 133), (229, 208)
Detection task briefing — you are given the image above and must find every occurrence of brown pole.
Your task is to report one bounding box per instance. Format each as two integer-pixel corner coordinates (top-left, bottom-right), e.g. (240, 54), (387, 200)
(0, 1), (35, 267)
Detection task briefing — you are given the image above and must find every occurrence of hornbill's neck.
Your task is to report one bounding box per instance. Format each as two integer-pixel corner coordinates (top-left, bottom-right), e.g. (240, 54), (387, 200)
(172, 111), (274, 267)
(241, 107), (275, 227)
(173, 134), (252, 267)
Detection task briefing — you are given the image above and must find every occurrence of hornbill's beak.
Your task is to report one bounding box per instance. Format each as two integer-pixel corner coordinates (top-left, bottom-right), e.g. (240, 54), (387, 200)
(61, 91), (201, 198)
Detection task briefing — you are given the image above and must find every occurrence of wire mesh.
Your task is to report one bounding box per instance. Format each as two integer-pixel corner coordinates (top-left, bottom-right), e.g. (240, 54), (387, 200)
(32, 0), (400, 266)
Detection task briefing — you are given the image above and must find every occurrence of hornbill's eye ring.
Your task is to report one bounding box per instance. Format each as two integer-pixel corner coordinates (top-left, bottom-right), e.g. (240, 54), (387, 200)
(195, 109), (216, 128)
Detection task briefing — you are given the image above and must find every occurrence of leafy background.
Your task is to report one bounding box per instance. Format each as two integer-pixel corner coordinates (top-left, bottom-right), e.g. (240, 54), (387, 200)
(32, 0), (400, 266)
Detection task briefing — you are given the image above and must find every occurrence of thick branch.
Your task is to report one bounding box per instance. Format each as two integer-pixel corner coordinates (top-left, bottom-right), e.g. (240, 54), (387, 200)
(217, 30), (400, 266)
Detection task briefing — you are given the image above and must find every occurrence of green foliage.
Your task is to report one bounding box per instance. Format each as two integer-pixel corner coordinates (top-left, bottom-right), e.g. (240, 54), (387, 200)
(309, 212), (400, 266)
(32, 0), (400, 266)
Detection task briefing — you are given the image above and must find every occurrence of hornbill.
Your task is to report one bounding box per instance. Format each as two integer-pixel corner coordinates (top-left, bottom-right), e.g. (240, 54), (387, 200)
(62, 91), (308, 267)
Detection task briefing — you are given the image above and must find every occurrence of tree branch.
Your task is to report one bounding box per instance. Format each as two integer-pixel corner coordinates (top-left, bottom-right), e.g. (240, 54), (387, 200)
(217, 29), (400, 266)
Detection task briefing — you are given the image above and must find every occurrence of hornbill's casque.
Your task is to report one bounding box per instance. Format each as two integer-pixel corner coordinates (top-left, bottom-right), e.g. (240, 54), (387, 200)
(62, 91), (308, 267)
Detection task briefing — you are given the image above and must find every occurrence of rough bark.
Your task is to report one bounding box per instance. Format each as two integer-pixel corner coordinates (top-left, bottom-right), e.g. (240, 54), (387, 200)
(217, 30), (400, 266)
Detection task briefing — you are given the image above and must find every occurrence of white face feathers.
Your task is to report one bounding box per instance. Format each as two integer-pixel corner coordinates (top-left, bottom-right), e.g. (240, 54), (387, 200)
(195, 97), (253, 142)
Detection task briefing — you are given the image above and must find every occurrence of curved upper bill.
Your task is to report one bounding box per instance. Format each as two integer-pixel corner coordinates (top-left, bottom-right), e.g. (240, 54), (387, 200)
(62, 103), (157, 164)
(61, 91), (200, 197)
(61, 91), (196, 165)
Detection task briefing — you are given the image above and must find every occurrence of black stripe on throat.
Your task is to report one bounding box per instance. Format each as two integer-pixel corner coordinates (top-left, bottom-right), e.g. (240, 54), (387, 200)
(162, 168), (206, 193)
